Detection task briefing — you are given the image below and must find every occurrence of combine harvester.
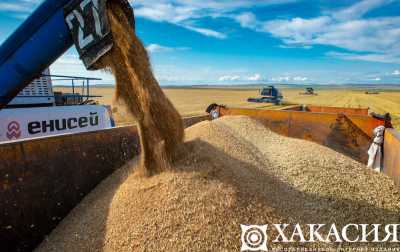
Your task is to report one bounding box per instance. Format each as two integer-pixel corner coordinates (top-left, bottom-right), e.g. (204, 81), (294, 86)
(0, 0), (400, 251)
(299, 87), (318, 95)
(365, 90), (380, 95)
(247, 85), (283, 105)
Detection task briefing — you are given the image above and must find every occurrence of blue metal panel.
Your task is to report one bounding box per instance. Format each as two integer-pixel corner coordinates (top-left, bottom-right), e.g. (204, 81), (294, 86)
(0, 0), (71, 66)
(0, 0), (74, 107)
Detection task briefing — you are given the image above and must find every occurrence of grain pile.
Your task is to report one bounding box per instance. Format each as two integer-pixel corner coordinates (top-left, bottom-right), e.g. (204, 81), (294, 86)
(37, 116), (400, 251)
(96, 1), (184, 176)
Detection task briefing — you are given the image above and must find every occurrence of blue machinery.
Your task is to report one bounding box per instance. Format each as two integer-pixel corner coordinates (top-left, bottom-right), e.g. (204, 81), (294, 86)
(247, 86), (284, 105)
(0, 0), (132, 109)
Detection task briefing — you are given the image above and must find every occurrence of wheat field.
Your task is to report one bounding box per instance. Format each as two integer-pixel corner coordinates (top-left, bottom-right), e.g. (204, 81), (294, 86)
(55, 87), (400, 130)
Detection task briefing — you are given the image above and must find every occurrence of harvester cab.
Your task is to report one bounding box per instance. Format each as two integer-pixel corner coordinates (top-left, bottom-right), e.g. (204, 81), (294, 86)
(248, 86), (283, 105)
(306, 87), (314, 95)
(0, 0), (132, 142)
(300, 87), (317, 95)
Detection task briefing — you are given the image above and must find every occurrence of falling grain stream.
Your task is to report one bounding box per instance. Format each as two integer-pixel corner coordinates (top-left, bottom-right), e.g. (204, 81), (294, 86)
(95, 1), (184, 177)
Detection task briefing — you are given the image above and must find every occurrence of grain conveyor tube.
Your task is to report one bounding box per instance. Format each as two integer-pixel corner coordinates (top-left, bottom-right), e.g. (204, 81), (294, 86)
(0, 0), (133, 109)
(0, 0), (74, 108)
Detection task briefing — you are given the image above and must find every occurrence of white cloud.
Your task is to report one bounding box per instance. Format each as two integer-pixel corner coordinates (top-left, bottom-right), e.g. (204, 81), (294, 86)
(219, 75), (241, 81)
(242, 0), (400, 63)
(133, 2), (227, 39)
(392, 70), (400, 76)
(264, 16), (331, 43)
(332, 0), (392, 21)
(133, 3), (197, 23)
(49, 51), (115, 84)
(248, 73), (262, 81)
(327, 51), (400, 64)
(268, 76), (308, 82)
(131, 0), (298, 38)
(234, 12), (257, 29)
(264, 16), (400, 55)
(293, 76), (308, 81)
(183, 25), (227, 39)
(132, 0), (297, 15)
(0, 3), (30, 12)
(0, 0), (41, 13)
(372, 77), (381, 81)
(278, 44), (312, 49)
(146, 43), (190, 53)
(270, 76), (291, 82)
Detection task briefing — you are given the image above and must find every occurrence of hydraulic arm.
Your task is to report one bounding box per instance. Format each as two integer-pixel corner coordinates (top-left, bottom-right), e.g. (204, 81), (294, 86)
(0, 0), (132, 109)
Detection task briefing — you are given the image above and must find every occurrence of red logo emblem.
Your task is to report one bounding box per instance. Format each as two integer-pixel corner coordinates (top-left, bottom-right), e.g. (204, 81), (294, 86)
(7, 121), (21, 140)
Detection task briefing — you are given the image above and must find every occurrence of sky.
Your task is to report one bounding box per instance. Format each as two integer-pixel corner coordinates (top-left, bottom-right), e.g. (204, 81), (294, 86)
(0, 0), (400, 85)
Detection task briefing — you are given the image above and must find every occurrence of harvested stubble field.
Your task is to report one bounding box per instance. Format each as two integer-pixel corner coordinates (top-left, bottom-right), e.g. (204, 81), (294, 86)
(37, 116), (400, 251)
(55, 87), (400, 130)
(284, 89), (400, 130)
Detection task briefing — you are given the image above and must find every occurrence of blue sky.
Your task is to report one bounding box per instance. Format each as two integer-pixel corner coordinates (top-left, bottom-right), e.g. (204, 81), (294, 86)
(0, 0), (400, 85)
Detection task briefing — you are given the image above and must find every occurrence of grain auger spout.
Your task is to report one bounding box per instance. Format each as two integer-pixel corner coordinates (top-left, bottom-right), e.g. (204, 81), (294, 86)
(0, 0), (132, 108)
